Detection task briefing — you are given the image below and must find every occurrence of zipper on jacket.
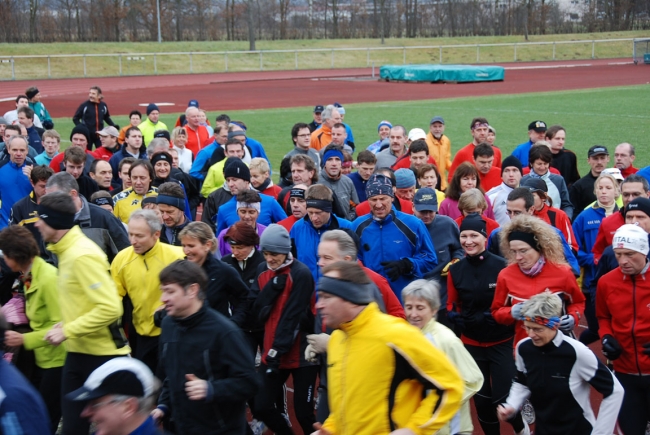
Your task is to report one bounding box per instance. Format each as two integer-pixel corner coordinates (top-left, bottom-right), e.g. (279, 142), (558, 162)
(632, 276), (642, 375)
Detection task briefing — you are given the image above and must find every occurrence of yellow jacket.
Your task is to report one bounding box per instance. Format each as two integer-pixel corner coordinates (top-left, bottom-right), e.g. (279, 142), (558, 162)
(323, 303), (463, 435)
(22, 257), (66, 369)
(47, 226), (130, 356)
(111, 240), (185, 337)
(425, 132), (451, 190)
(421, 319), (483, 435)
(113, 187), (158, 224)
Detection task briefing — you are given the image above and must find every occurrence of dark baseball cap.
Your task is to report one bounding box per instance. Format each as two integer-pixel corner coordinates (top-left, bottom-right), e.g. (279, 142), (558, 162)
(413, 188), (438, 212)
(528, 121), (547, 132)
(153, 130), (171, 141)
(588, 145), (609, 158)
(430, 116), (445, 125)
(313, 105), (324, 113)
(521, 177), (548, 193)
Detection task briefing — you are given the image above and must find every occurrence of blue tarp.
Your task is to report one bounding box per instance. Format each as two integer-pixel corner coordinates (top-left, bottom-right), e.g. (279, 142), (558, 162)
(380, 64), (505, 83)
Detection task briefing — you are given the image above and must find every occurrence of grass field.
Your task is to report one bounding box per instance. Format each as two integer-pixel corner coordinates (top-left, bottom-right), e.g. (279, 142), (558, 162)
(0, 31), (645, 80)
(50, 83), (650, 178)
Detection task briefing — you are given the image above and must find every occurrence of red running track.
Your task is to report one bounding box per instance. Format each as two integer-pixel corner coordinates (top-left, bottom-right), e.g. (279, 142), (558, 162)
(1, 58), (647, 116)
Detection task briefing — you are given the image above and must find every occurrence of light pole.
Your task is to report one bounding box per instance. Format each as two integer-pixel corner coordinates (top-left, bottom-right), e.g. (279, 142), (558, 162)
(156, 0), (162, 43)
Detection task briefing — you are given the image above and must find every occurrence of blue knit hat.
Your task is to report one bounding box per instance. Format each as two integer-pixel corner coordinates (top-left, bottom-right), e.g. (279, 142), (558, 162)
(395, 169), (416, 189)
(377, 120), (392, 132)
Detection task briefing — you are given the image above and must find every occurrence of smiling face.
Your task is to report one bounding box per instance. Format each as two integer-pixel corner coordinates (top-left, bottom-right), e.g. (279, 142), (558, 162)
(181, 235), (210, 266)
(460, 229), (487, 256)
(404, 296), (435, 330)
(378, 125), (391, 140)
(154, 161), (171, 180)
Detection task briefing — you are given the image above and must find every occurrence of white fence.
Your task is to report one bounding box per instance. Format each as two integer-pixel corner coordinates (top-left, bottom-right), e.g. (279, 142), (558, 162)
(0, 38), (635, 80)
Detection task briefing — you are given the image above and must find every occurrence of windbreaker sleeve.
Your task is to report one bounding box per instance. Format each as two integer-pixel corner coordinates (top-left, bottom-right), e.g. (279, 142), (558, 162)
(390, 326), (463, 434)
(491, 268), (517, 326)
(596, 278), (614, 338)
(63, 254), (123, 339)
(505, 340), (532, 411)
(434, 328), (483, 403)
(406, 219), (437, 278)
(23, 265), (63, 350)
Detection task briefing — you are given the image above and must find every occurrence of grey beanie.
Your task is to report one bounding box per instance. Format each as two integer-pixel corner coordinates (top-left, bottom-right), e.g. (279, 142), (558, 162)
(259, 224), (292, 254)
(318, 276), (374, 305)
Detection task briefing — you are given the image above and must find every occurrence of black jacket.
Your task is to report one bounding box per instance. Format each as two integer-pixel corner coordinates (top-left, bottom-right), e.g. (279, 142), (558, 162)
(551, 149), (581, 189)
(569, 172), (598, 220)
(158, 304), (259, 435)
(76, 174), (100, 200)
(9, 191), (48, 259)
(72, 100), (115, 134)
(76, 197), (130, 263)
(202, 255), (250, 327)
(222, 249), (265, 289)
(448, 250), (514, 343)
(201, 188), (233, 232)
(160, 219), (190, 247)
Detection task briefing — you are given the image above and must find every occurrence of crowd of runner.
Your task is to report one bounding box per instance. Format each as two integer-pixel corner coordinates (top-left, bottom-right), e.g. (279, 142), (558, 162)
(0, 86), (648, 435)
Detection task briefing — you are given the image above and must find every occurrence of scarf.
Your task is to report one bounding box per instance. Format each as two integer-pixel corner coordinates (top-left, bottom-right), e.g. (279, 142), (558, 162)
(519, 255), (546, 277)
(597, 200), (616, 217)
(254, 177), (272, 193)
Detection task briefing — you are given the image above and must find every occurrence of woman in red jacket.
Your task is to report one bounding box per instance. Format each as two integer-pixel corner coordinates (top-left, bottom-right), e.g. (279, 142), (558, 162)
(491, 214), (585, 348)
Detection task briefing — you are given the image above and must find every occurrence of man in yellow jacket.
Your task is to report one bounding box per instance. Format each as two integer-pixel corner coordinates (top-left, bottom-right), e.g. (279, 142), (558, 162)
(111, 208), (184, 373)
(36, 191), (130, 435)
(313, 261), (463, 435)
(425, 116), (451, 191)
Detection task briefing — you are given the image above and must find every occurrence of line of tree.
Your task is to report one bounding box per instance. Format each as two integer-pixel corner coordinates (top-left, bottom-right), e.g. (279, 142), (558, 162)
(1, 0), (648, 44)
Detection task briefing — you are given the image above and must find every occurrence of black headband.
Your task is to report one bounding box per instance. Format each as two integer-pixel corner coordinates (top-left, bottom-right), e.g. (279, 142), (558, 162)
(157, 195), (184, 210)
(290, 188), (306, 199)
(141, 196), (157, 208)
(318, 276), (374, 305)
(508, 231), (540, 252)
(37, 204), (75, 230)
(91, 196), (114, 208)
(306, 199), (332, 213)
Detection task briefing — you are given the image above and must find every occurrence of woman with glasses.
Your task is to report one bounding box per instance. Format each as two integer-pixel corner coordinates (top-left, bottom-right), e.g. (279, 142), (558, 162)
(498, 291), (623, 435)
(491, 214), (585, 349)
(170, 127), (193, 173)
(446, 214), (526, 435)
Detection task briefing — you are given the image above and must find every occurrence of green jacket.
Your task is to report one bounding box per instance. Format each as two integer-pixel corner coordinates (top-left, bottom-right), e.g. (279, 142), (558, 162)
(22, 257), (66, 368)
(138, 118), (168, 146)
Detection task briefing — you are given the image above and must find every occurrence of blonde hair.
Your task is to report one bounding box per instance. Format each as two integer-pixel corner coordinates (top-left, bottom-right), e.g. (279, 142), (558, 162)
(170, 127), (186, 143)
(178, 221), (218, 254)
(457, 188), (487, 213)
(499, 214), (566, 266)
(594, 173), (621, 198)
(249, 157), (270, 175)
(42, 129), (61, 143)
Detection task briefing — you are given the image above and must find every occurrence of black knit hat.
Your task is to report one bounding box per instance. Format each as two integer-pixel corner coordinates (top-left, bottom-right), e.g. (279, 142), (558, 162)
(223, 159), (251, 182)
(501, 155), (523, 176)
(70, 124), (91, 144)
(459, 213), (487, 238)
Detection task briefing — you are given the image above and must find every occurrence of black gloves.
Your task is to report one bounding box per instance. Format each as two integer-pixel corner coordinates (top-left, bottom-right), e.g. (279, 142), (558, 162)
(42, 120), (54, 130)
(447, 310), (465, 329)
(642, 343), (650, 356)
(255, 274), (288, 322)
(271, 275), (287, 291)
(381, 259), (413, 281)
(483, 310), (497, 327)
(602, 335), (622, 361)
(265, 349), (281, 377)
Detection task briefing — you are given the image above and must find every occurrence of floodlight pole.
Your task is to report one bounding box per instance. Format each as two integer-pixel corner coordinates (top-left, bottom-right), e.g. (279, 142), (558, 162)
(156, 0), (162, 43)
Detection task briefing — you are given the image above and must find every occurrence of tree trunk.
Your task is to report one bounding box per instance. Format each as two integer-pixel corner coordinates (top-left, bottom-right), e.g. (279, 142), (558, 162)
(247, 0), (255, 50)
(379, 0), (385, 43)
(447, 0), (455, 36)
(29, 0), (39, 42)
(332, 0), (338, 38)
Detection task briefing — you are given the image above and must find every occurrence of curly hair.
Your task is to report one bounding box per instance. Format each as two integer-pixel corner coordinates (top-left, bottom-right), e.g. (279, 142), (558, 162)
(499, 214), (567, 266)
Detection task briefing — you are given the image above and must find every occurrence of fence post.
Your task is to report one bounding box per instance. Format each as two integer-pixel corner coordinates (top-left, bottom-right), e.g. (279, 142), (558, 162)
(11, 57), (15, 80)
(477, 44), (480, 63)
(514, 44), (517, 61)
(403, 47), (406, 64)
(331, 49), (334, 68)
(47, 56), (51, 78)
(592, 40), (595, 59)
(367, 48), (370, 66)
(372, 61), (375, 78)
(295, 50), (298, 70)
(553, 42), (556, 60)
(118, 55), (122, 76)
(439, 47), (442, 64)
(83, 54), (87, 77)
(154, 54), (157, 75)
(225, 52), (228, 72)
(260, 51), (263, 71)
(189, 53), (193, 73)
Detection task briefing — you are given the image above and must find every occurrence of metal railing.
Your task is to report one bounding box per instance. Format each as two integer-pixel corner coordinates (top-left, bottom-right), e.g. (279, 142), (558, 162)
(0, 38), (634, 80)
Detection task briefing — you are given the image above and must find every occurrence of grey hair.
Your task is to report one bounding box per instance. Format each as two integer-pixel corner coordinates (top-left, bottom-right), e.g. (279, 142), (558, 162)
(321, 104), (337, 122)
(129, 209), (162, 233)
(320, 230), (357, 259)
(391, 125), (407, 138)
(521, 291), (562, 319)
(45, 172), (80, 194)
(622, 174), (649, 192)
(185, 106), (199, 117)
(6, 135), (28, 150)
(146, 138), (169, 158)
(617, 142), (635, 156)
(401, 279), (441, 311)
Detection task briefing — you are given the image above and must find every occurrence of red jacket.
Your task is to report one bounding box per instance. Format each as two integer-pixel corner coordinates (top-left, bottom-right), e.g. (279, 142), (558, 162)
(361, 265), (405, 319)
(185, 124), (211, 157)
(253, 258), (315, 369)
(449, 143), (502, 183)
(91, 147), (115, 162)
(621, 166), (639, 178)
(261, 184), (282, 200)
(277, 215), (299, 232)
(592, 211), (625, 264)
(597, 267), (650, 374)
(391, 155), (437, 171)
(478, 166), (503, 192)
(491, 262), (585, 347)
(355, 197), (413, 217)
(534, 204), (578, 253)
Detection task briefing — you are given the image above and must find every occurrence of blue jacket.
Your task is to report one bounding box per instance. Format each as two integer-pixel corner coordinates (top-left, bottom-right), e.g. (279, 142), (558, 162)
(0, 355), (50, 435)
(216, 194), (287, 234)
(638, 166), (650, 185)
(511, 140), (534, 167)
(352, 210), (438, 301)
(344, 123), (355, 149)
(290, 214), (352, 281)
(487, 226), (580, 276)
(109, 146), (147, 187)
(347, 172), (368, 202)
(25, 126), (43, 154)
(0, 161), (33, 229)
(572, 205), (610, 291)
(189, 143), (218, 180)
(246, 137), (270, 163)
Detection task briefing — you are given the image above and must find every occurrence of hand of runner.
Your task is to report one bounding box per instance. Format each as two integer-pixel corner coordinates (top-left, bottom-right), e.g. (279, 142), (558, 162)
(4, 331), (24, 346)
(310, 422), (331, 435)
(185, 374), (208, 400)
(306, 333), (330, 354)
(389, 429), (416, 435)
(497, 404), (516, 421)
(44, 323), (66, 345)
(151, 408), (164, 422)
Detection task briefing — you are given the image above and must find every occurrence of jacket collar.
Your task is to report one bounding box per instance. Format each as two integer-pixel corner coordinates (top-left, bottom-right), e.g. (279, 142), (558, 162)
(339, 302), (379, 336)
(46, 225), (82, 255)
(173, 302), (208, 329)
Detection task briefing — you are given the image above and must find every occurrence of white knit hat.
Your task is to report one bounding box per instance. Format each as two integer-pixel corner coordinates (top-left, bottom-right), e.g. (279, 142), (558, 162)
(613, 224), (649, 256)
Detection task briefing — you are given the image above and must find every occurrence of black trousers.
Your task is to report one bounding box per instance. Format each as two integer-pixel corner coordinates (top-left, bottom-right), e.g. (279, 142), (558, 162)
(32, 366), (63, 434)
(466, 340), (525, 435)
(252, 364), (318, 435)
(61, 353), (122, 435)
(132, 331), (160, 376)
(615, 372), (650, 435)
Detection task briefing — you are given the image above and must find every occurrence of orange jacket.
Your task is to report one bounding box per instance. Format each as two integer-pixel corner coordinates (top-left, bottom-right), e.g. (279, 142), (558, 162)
(310, 125), (332, 151)
(425, 133), (452, 190)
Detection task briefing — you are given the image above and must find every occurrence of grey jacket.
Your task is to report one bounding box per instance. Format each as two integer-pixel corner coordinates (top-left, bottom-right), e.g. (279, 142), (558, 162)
(318, 170), (359, 221)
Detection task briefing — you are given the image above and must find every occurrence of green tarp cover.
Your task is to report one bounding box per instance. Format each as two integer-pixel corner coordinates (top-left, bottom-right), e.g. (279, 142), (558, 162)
(380, 64), (505, 82)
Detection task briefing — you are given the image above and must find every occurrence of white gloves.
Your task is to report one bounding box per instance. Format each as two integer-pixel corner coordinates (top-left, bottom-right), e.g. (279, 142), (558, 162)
(306, 333), (330, 354)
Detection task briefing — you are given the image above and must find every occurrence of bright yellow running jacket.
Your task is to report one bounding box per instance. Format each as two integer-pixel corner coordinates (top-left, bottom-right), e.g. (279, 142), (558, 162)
(322, 303), (463, 435)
